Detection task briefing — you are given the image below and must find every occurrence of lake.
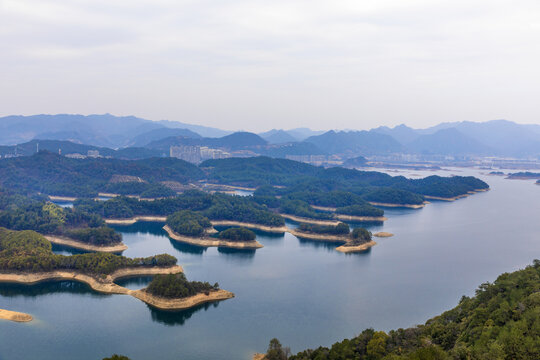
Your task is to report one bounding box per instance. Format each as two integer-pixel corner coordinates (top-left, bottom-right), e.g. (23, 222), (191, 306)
(1, 169), (539, 360)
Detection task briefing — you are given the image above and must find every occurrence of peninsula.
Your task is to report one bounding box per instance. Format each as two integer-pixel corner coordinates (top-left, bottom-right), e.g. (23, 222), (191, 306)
(0, 309), (33, 323)
(0, 228), (232, 311)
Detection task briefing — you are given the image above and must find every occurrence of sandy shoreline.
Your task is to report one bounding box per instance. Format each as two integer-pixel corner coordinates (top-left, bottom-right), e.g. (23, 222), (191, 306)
(335, 214), (387, 222)
(131, 289), (235, 311)
(368, 201), (426, 209)
(45, 235), (128, 253)
(0, 265), (232, 310)
(373, 232), (394, 237)
(0, 309), (33, 323)
(48, 195), (77, 202)
(288, 229), (349, 242)
(105, 216), (167, 225)
(163, 225), (263, 249)
(280, 214), (340, 226)
(209, 220), (288, 233)
(336, 240), (377, 253)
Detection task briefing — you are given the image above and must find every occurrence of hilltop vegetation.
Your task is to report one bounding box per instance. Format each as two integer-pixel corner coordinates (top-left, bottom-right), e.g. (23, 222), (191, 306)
(218, 227), (256, 241)
(166, 210), (212, 237)
(266, 260), (540, 360)
(0, 151), (203, 197)
(0, 190), (121, 245)
(146, 273), (219, 299)
(0, 228), (176, 275)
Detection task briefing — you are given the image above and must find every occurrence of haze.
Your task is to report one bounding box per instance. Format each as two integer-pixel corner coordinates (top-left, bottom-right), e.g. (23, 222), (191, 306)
(1, 0), (539, 131)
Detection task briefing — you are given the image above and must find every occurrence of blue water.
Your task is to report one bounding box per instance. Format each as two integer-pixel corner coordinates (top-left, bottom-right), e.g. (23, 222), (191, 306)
(1, 169), (539, 360)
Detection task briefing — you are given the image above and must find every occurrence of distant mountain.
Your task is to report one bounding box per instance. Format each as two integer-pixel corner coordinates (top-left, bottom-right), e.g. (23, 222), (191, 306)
(128, 128), (201, 147)
(145, 131), (268, 152)
(259, 129), (298, 144)
(286, 128), (326, 141)
(407, 128), (492, 155)
(157, 120), (231, 138)
(371, 124), (420, 144)
(0, 139), (162, 160)
(419, 120), (540, 156)
(262, 142), (326, 158)
(304, 130), (404, 156)
(0, 114), (230, 148)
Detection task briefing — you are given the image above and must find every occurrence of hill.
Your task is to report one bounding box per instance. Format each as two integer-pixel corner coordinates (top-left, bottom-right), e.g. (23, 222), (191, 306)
(371, 124), (420, 144)
(407, 128), (492, 155)
(128, 128), (201, 147)
(0, 151), (204, 197)
(260, 129), (298, 144)
(304, 130), (404, 156)
(146, 131), (268, 152)
(0, 140), (162, 160)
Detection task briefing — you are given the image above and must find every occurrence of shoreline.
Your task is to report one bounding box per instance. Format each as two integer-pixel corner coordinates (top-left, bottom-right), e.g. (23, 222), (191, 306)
(163, 225), (264, 249)
(288, 229), (349, 242)
(209, 220), (288, 233)
(0, 309), (33, 323)
(336, 240), (377, 253)
(45, 235), (128, 253)
(309, 206), (387, 222)
(368, 201), (426, 209)
(131, 289), (235, 311)
(280, 214), (340, 226)
(105, 216), (167, 225)
(0, 266), (233, 310)
(373, 232), (394, 237)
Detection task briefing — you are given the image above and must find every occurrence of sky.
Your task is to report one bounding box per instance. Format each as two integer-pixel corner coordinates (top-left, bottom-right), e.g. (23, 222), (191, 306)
(1, 0), (540, 132)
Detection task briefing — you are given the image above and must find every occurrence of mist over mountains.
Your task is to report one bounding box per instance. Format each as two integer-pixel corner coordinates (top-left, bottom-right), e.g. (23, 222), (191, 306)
(1, 114), (539, 159)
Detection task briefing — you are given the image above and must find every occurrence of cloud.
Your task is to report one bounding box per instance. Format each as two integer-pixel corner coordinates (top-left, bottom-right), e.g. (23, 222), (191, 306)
(1, 0), (539, 131)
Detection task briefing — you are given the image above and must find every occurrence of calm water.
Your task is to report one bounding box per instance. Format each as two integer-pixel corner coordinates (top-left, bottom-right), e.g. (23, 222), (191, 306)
(1, 169), (539, 360)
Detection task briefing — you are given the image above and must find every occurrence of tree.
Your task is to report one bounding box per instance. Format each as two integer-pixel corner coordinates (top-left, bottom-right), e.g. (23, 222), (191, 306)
(366, 331), (388, 360)
(266, 338), (291, 360)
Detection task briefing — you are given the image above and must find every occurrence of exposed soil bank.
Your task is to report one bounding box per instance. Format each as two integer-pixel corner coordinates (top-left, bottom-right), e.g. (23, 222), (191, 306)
(0, 266), (232, 310)
(163, 225), (263, 249)
(373, 232), (394, 237)
(336, 240), (377, 253)
(368, 201), (426, 209)
(335, 214), (387, 222)
(48, 195), (77, 202)
(45, 235), (128, 253)
(0, 309), (33, 323)
(288, 229), (349, 243)
(105, 216), (167, 225)
(131, 289), (235, 311)
(209, 220), (288, 233)
(280, 214), (340, 226)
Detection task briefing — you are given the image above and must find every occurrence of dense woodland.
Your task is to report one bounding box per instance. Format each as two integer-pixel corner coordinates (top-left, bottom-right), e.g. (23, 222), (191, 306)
(166, 210), (212, 237)
(146, 273), (219, 299)
(0, 153), (488, 206)
(77, 191), (285, 227)
(217, 227), (256, 241)
(298, 223), (350, 235)
(0, 190), (121, 245)
(265, 261), (540, 360)
(0, 228), (176, 275)
(349, 228), (372, 245)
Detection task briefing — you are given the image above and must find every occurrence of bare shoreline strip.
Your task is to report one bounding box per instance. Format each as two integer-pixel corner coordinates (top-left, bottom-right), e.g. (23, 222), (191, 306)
(131, 289), (235, 311)
(280, 214), (340, 226)
(163, 225), (263, 249)
(0, 309), (33, 323)
(209, 220), (288, 233)
(368, 201), (426, 209)
(288, 229), (349, 242)
(309, 206), (387, 222)
(373, 232), (394, 237)
(105, 216), (167, 225)
(336, 240), (377, 253)
(45, 235), (128, 253)
(0, 265), (234, 310)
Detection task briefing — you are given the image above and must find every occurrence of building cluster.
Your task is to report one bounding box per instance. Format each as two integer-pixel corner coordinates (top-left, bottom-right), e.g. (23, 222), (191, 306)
(65, 150), (104, 159)
(170, 145), (230, 163)
(285, 154), (342, 166)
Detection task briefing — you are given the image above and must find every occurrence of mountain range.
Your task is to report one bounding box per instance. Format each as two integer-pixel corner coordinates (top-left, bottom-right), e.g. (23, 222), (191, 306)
(1, 114), (539, 159)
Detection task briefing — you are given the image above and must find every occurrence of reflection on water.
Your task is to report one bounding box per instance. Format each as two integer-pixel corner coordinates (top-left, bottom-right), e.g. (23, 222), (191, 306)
(295, 237), (345, 251)
(149, 302), (222, 326)
(52, 243), (95, 256)
(0, 281), (107, 299)
(114, 276), (154, 290)
(168, 239), (207, 255)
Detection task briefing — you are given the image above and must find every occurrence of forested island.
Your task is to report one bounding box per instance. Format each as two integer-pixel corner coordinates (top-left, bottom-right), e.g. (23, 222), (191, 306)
(289, 223), (376, 253)
(0, 228), (231, 311)
(506, 171), (540, 180)
(0, 189), (126, 252)
(258, 260), (540, 360)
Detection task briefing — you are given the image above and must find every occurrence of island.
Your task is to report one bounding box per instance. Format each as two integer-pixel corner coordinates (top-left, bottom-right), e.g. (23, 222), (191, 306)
(163, 211), (263, 249)
(0, 309), (33, 323)
(288, 223), (377, 253)
(0, 228), (232, 311)
(506, 171), (540, 180)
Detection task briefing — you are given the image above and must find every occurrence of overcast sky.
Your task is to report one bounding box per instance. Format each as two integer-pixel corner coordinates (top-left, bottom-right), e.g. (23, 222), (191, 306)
(1, 0), (539, 131)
